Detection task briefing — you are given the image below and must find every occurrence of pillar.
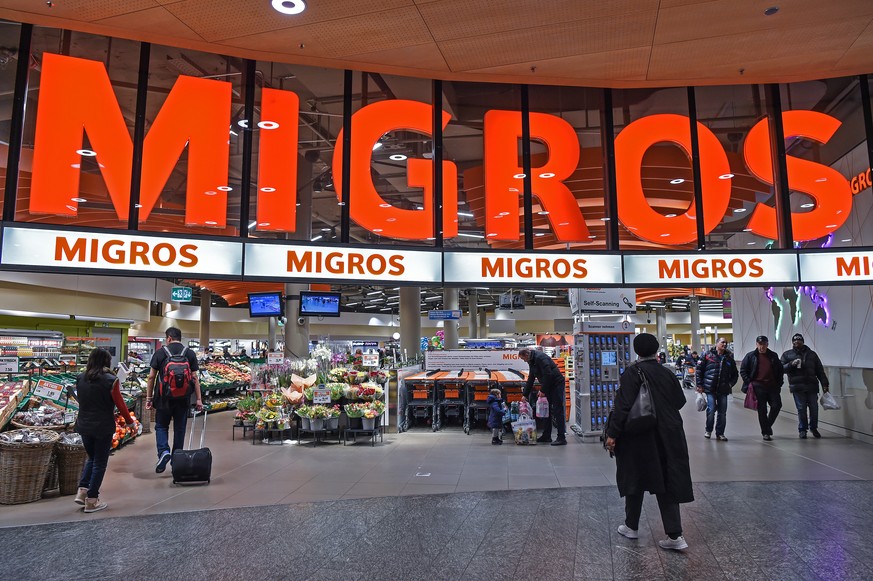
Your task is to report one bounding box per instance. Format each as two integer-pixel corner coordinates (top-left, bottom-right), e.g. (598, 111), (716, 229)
(199, 289), (211, 353)
(268, 316), (277, 351)
(285, 283), (309, 360)
(443, 287), (459, 349)
(479, 309), (487, 336)
(690, 297), (701, 353)
(399, 286), (421, 364)
(655, 306), (667, 354)
(468, 291), (479, 339)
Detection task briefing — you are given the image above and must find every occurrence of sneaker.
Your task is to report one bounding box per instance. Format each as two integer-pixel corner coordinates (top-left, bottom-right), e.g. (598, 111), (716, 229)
(155, 451), (171, 473)
(536, 436), (553, 443)
(659, 536), (688, 550)
(811, 429), (822, 439)
(763, 434), (772, 441)
(716, 435), (728, 442)
(83, 497), (108, 513)
(799, 431), (807, 439)
(704, 432), (711, 439)
(551, 439), (567, 446)
(491, 437), (502, 445)
(617, 525), (639, 539)
(74, 487), (88, 506)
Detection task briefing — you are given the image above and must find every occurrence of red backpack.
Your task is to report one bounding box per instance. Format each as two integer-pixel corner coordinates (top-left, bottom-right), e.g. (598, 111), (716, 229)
(160, 346), (193, 399)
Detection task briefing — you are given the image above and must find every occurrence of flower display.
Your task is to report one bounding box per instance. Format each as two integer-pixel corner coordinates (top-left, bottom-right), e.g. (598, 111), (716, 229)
(308, 404), (330, 419)
(363, 408), (379, 419)
(328, 368), (348, 382)
(344, 403), (366, 418)
(324, 382), (347, 401)
(296, 405), (311, 419)
(326, 405), (341, 419)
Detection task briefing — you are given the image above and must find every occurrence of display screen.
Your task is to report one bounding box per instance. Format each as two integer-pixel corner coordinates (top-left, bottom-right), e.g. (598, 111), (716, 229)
(299, 291), (341, 317)
(248, 292), (283, 318)
(601, 351), (617, 366)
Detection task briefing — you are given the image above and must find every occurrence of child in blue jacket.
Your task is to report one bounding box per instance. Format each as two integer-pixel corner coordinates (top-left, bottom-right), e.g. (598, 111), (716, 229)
(487, 388), (504, 445)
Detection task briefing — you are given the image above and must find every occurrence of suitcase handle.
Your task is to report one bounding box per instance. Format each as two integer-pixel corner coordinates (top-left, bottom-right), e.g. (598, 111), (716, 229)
(188, 409), (207, 449)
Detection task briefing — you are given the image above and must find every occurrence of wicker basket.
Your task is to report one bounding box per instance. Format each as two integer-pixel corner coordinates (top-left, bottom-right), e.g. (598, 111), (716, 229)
(42, 451), (60, 497)
(56, 441), (87, 495)
(10, 421), (69, 432)
(0, 429), (61, 505)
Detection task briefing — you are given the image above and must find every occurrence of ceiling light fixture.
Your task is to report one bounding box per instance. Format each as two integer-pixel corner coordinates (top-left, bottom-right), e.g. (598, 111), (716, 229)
(372, 142), (383, 151)
(257, 121), (280, 130)
(272, 0), (306, 16)
(71, 197), (87, 203)
(457, 232), (485, 238)
(733, 208), (747, 213)
(217, 186), (233, 191)
(76, 149), (97, 157)
(800, 203), (814, 208)
(718, 173), (735, 180)
(669, 178), (684, 185)
(539, 172), (555, 178)
(513, 173), (526, 179)
(311, 235), (322, 241)
(260, 187), (276, 192)
(764, 6), (779, 16)
(535, 233), (545, 237)
(458, 211), (474, 217)
(389, 154), (407, 161)
(665, 213), (677, 218)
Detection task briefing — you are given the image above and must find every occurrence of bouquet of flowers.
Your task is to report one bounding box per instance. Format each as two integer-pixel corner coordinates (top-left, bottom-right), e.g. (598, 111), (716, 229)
(344, 403), (366, 418)
(363, 408), (380, 420)
(328, 368), (349, 383)
(326, 405), (341, 419)
(369, 400), (385, 416)
(309, 404), (330, 419)
(369, 369), (388, 385)
(303, 387), (314, 402)
(296, 405), (311, 419)
(357, 383), (384, 401)
(325, 382), (347, 401)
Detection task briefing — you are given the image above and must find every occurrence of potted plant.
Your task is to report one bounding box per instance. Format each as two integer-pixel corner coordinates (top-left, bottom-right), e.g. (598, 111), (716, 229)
(344, 402), (365, 429)
(362, 407), (380, 431)
(325, 405), (341, 430)
(309, 404), (328, 430)
(296, 405), (311, 430)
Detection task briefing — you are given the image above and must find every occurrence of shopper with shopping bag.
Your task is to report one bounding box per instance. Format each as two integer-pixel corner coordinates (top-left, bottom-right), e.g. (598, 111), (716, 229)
(740, 336), (784, 441)
(604, 333), (693, 552)
(519, 348), (566, 445)
(780, 333), (830, 439)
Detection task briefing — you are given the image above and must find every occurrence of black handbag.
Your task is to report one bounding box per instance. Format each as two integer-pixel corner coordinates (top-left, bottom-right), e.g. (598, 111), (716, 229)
(624, 366), (657, 434)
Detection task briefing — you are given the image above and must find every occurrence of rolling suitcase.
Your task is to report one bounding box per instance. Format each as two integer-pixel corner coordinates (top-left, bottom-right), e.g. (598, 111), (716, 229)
(171, 410), (212, 485)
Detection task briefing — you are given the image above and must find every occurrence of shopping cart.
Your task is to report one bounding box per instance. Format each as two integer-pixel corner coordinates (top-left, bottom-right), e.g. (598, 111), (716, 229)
(463, 370), (497, 434)
(434, 370), (470, 431)
(402, 369), (439, 431)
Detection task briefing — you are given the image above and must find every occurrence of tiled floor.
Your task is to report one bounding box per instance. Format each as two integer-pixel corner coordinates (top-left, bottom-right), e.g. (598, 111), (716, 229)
(1, 390), (871, 579)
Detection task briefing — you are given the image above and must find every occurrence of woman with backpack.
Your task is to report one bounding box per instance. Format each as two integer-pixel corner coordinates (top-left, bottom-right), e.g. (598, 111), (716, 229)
(74, 348), (135, 513)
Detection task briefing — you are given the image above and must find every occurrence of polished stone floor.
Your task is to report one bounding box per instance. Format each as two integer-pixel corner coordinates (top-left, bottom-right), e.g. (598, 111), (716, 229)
(1, 391), (872, 579)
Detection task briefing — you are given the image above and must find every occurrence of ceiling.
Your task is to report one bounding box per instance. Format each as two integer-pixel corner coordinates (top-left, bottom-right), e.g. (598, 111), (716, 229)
(2, 0), (872, 88)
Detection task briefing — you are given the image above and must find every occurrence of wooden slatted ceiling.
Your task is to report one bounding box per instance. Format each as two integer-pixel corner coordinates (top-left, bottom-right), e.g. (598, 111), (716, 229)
(1, 0), (871, 87)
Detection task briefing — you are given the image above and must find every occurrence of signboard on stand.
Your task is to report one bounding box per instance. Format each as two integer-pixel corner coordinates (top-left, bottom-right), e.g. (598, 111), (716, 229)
(33, 378), (66, 402)
(312, 388), (330, 404)
(362, 353), (379, 367)
(267, 352), (284, 365)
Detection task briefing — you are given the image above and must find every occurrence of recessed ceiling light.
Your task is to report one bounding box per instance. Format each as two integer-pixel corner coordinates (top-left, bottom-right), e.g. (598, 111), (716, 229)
(389, 154), (407, 161)
(217, 186), (233, 191)
(733, 208), (747, 213)
(257, 121), (280, 130)
(815, 177), (828, 182)
(665, 213), (677, 218)
(718, 173), (735, 180)
(205, 220), (217, 225)
(513, 173), (526, 179)
(747, 242), (756, 245)
(372, 142), (383, 151)
(826, 224), (836, 228)
(600, 217), (611, 221)
(800, 203), (813, 208)
(71, 197), (87, 203)
(311, 235), (322, 241)
(538, 211), (549, 215)
(321, 227), (332, 232)
(416, 206), (424, 210)
(379, 203), (391, 208)
(669, 178), (684, 185)
(660, 233), (669, 237)
(272, 0), (306, 15)
(204, 190), (217, 196)
(764, 6), (779, 16)
(539, 172), (555, 178)
(260, 187), (276, 193)
(76, 149), (97, 157)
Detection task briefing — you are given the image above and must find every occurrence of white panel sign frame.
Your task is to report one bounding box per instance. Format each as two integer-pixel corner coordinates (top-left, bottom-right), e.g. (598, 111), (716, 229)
(444, 251), (622, 285)
(623, 252), (798, 285)
(798, 251), (873, 283)
(424, 349), (524, 370)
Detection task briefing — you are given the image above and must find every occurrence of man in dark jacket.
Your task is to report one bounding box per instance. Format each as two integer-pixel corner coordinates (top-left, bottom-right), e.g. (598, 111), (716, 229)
(519, 348), (566, 445)
(605, 333), (693, 551)
(696, 338), (739, 441)
(739, 335), (784, 441)
(780, 333), (830, 439)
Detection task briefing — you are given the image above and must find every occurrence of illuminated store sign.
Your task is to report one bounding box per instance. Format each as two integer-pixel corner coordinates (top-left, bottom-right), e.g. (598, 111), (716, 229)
(623, 253), (798, 285)
(0, 226), (243, 276)
(244, 243), (442, 283)
(443, 252), (621, 285)
(27, 54), (856, 246)
(799, 251), (873, 282)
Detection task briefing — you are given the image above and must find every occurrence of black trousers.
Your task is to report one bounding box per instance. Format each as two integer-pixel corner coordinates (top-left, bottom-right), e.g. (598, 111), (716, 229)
(753, 385), (782, 436)
(538, 385), (566, 440)
(625, 492), (682, 537)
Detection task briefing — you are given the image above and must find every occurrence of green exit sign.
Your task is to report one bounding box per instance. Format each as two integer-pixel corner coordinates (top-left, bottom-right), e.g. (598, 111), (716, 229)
(171, 286), (193, 302)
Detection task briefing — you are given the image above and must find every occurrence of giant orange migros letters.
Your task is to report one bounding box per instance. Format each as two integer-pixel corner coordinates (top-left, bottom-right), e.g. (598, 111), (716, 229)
(28, 53), (854, 243)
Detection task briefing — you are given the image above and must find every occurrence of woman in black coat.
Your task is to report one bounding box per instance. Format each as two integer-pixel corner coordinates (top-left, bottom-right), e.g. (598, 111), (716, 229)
(605, 333), (693, 551)
(74, 348), (135, 513)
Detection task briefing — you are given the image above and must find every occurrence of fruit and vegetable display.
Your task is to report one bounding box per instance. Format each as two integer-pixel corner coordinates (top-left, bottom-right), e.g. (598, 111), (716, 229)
(0, 428), (58, 444)
(13, 398), (75, 428)
(200, 361), (251, 390)
(0, 380), (29, 427)
(112, 412), (141, 449)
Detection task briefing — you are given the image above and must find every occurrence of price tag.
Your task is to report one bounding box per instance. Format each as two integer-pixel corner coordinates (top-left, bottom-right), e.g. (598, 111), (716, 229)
(267, 352), (283, 365)
(362, 353), (379, 368)
(312, 388), (330, 404)
(33, 378), (65, 401)
(64, 412), (77, 424)
(0, 356), (19, 373)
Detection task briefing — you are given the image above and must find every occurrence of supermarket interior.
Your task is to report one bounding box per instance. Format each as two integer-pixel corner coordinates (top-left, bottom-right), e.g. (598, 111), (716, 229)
(1, 2), (873, 580)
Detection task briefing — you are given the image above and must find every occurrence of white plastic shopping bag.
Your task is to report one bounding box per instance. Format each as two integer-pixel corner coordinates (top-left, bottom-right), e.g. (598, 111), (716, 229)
(696, 392), (707, 412)
(820, 391), (840, 410)
(535, 393), (550, 418)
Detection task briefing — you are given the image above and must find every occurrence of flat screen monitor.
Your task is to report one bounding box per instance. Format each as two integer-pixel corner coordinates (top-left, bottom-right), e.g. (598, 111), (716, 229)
(248, 292), (283, 318)
(299, 291), (341, 317)
(601, 351), (617, 366)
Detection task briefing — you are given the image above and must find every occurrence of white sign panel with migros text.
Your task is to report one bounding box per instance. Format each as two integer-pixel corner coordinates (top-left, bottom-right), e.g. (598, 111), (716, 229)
(444, 252), (622, 285)
(425, 349), (523, 371)
(0, 227), (242, 276)
(571, 288), (637, 313)
(245, 243), (441, 283)
(798, 251), (873, 283)
(623, 252), (798, 285)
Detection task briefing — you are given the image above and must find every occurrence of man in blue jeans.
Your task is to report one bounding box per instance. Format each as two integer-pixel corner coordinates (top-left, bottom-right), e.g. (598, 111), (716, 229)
(145, 327), (202, 473)
(781, 333), (830, 439)
(696, 338), (739, 441)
